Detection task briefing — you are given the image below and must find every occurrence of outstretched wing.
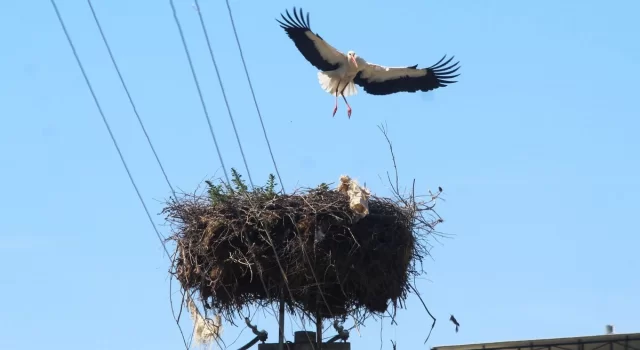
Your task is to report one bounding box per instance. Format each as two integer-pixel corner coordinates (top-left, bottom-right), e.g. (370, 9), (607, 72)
(353, 55), (460, 96)
(276, 7), (345, 72)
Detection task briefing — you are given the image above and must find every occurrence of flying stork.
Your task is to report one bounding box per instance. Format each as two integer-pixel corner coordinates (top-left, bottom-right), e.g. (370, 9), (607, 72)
(276, 7), (461, 119)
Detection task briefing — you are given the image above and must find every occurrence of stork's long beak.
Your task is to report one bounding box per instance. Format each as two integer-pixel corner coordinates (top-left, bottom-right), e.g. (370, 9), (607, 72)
(351, 56), (358, 68)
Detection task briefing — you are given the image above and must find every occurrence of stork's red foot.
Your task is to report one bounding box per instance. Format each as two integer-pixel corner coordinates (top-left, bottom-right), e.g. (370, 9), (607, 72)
(332, 105), (338, 117)
(347, 107), (352, 119)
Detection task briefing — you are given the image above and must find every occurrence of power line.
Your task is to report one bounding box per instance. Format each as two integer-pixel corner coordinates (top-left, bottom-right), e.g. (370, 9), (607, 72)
(223, 0), (285, 193)
(83, 4), (190, 345)
(221, 2), (338, 345)
(49, 0), (170, 259)
(54, 3), (223, 348)
(86, 0), (176, 199)
(222, 0), (337, 321)
(193, 0), (254, 189)
(169, 0), (231, 187)
(169, 3), (309, 347)
(185, 4), (322, 346)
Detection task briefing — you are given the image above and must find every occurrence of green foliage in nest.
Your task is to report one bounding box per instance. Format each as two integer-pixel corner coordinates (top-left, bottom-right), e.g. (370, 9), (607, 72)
(204, 168), (278, 205)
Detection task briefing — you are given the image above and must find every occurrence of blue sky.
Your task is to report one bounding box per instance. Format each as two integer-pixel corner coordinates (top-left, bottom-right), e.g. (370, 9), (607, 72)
(1, 0), (639, 349)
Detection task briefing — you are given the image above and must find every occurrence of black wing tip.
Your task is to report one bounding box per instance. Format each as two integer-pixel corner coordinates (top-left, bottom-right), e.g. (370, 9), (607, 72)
(427, 54), (461, 85)
(428, 54), (460, 70)
(276, 7), (311, 30)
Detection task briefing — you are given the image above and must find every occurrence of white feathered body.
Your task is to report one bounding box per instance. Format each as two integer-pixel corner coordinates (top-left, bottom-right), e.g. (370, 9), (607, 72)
(317, 57), (361, 97)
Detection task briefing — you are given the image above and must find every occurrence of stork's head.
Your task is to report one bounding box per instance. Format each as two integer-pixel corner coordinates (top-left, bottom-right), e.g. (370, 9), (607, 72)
(347, 51), (358, 68)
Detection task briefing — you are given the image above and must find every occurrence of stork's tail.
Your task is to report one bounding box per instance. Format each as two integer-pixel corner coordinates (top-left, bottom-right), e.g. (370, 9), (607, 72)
(317, 71), (357, 97)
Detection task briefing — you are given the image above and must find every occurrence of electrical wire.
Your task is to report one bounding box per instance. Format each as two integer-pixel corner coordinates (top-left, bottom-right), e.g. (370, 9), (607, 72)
(86, 0), (176, 199)
(223, 0), (285, 193)
(171, 2), (311, 347)
(54, 2), (266, 349)
(50, 0), (170, 260)
(53, 3), (196, 347)
(221, 1), (341, 343)
(220, 5), (349, 349)
(169, 0), (231, 187)
(192, 0), (254, 189)
(70, 0), (337, 347)
(192, 2), (323, 345)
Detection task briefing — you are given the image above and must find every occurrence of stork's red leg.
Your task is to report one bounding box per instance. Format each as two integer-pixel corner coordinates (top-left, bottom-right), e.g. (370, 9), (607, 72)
(332, 82), (340, 117)
(341, 94), (352, 119)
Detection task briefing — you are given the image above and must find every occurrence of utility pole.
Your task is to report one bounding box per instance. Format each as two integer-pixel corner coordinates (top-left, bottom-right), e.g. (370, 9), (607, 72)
(316, 309), (323, 350)
(278, 289), (285, 350)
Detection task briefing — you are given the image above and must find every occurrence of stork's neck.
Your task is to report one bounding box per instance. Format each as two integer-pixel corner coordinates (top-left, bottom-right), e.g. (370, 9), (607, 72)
(353, 57), (365, 70)
(346, 56), (362, 73)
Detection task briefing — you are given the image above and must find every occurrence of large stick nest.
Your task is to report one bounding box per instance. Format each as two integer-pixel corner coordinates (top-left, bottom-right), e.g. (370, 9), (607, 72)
(164, 182), (441, 323)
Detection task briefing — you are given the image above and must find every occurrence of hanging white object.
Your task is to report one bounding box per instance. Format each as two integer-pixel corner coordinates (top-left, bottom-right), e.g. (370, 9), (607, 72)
(187, 296), (223, 347)
(337, 175), (371, 220)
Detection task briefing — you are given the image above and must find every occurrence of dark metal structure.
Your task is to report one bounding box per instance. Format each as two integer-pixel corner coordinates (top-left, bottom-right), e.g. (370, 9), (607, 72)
(257, 327), (351, 350)
(432, 332), (640, 350)
(238, 318), (268, 350)
(240, 317), (351, 350)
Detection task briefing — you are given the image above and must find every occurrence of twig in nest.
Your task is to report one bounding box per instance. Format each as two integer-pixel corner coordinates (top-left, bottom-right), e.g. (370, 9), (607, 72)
(409, 283), (436, 345)
(377, 122), (400, 195)
(169, 272), (190, 350)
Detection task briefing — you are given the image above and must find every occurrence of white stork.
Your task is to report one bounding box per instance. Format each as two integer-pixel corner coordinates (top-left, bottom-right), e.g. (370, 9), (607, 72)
(276, 7), (461, 119)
